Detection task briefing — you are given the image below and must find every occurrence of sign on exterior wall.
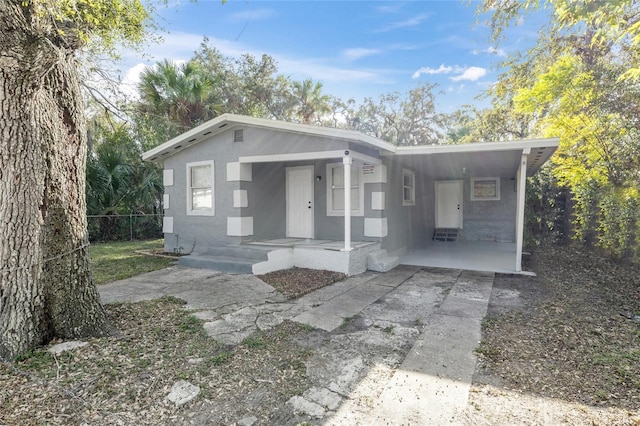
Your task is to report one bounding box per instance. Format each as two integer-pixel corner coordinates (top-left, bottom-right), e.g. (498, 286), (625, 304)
(362, 164), (375, 175)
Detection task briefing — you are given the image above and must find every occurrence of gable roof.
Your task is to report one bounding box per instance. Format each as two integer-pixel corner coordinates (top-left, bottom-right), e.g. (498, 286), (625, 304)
(141, 113), (397, 162)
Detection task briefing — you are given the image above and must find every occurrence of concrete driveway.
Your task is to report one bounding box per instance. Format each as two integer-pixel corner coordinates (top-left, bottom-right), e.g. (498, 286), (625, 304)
(99, 265), (494, 424)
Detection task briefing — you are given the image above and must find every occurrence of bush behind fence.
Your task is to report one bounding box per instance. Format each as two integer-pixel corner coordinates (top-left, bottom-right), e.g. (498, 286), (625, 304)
(88, 214), (163, 242)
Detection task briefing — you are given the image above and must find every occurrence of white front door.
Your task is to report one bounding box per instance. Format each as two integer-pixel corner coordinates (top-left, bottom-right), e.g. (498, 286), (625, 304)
(286, 166), (314, 238)
(435, 180), (463, 228)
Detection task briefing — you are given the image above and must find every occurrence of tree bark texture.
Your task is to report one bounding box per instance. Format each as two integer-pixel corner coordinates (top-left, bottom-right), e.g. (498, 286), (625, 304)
(0, 1), (113, 360)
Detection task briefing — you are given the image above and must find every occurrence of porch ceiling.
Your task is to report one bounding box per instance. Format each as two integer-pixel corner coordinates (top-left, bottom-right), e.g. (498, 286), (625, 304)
(396, 145), (556, 180)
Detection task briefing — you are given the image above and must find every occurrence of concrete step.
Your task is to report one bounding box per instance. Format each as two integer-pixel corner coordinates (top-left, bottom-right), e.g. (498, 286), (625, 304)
(199, 245), (269, 262)
(367, 249), (400, 272)
(178, 255), (255, 274)
(433, 228), (459, 242)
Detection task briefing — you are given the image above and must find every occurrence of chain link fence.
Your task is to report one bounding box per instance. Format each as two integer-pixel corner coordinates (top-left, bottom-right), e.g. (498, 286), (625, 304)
(87, 214), (163, 242)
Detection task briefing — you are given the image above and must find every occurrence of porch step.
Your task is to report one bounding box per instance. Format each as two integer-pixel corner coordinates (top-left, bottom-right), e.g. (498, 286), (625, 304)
(367, 249), (400, 272)
(433, 228), (459, 242)
(199, 245), (270, 262)
(178, 254), (255, 274)
(179, 244), (270, 273)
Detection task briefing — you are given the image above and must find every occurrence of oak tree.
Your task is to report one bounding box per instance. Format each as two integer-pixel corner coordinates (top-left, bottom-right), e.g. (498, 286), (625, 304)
(0, 0), (151, 359)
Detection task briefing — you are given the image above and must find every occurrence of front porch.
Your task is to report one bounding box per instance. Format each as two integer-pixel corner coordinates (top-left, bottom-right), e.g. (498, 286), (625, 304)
(246, 238), (382, 276)
(399, 240), (534, 276)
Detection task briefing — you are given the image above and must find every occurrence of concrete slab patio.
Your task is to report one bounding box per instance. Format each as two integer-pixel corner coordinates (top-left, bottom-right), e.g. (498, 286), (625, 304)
(98, 265), (494, 424)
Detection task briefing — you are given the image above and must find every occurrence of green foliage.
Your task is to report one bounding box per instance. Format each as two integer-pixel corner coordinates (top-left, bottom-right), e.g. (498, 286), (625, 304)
(241, 335), (266, 349)
(208, 350), (234, 366)
(343, 83), (446, 145)
(23, 0), (151, 55)
(85, 114), (163, 241)
(131, 40), (449, 150)
(474, 0), (640, 261)
(179, 315), (203, 334)
(292, 78), (332, 124)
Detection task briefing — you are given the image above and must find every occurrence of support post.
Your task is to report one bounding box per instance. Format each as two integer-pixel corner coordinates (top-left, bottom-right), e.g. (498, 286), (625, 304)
(342, 154), (353, 252)
(515, 151), (528, 272)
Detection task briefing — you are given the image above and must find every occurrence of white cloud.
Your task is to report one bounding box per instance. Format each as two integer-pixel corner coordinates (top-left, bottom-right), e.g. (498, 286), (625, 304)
(473, 46), (507, 57)
(412, 64), (453, 79)
(342, 48), (382, 61)
(230, 8), (275, 22)
(119, 63), (147, 100)
(451, 66), (486, 82)
(375, 4), (404, 14)
(413, 63), (487, 82)
(375, 13), (431, 32)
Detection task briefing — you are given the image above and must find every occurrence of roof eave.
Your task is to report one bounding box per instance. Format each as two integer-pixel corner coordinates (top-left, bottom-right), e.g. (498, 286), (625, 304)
(141, 114), (396, 162)
(392, 138), (560, 156)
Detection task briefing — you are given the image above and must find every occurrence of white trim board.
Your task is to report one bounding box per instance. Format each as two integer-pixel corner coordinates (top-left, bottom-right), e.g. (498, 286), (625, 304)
(239, 150), (381, 165)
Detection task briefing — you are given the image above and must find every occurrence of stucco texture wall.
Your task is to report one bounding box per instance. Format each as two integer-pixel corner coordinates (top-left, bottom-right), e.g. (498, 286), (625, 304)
(161, 126), (382, 253)
(382, 158), (433, 254)
(461, 177), (517, 242)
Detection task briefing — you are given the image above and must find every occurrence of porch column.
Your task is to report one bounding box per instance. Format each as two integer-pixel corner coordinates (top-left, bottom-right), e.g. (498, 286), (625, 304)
(342, 154), (353, 251)
(515, 150), (529, 272)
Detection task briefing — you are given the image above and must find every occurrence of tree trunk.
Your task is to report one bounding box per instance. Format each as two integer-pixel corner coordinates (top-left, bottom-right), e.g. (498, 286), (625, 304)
(0, 1), (114, 360)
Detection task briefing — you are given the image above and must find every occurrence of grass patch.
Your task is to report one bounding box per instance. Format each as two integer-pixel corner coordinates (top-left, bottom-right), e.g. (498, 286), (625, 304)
(242, 335), (266, 349)
(90, 239), (175, 284)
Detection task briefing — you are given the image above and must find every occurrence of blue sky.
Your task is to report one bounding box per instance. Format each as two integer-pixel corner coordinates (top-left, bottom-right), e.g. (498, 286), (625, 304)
(120, 1), (543, 112)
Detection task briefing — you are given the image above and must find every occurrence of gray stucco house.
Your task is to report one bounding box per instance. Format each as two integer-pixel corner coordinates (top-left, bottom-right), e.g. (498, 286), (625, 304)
(142, 114), (558, 276)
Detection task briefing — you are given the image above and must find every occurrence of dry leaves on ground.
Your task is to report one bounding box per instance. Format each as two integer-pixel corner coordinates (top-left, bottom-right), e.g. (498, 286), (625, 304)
(475, 243), (640, 414)
(258, 267), (346, 299)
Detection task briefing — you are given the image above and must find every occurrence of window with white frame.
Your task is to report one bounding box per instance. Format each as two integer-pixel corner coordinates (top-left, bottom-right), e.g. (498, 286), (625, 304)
(187, 161), (215, 215)
(402, 169), (416, 206)
(326, 163), (364, 216)
(471, 177), (500, 201)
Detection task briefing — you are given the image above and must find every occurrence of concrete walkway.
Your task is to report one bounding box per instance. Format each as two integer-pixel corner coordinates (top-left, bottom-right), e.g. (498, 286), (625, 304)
(328, 270), (494, 425)
(98, 265), (494, 424)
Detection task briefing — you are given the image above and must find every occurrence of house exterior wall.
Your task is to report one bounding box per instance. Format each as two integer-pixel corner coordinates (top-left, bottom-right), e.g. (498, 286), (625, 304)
(381, 157), (433, 254)
(461, 177), (517, 242)
(161, 126), (384, 254)
(159, 122), (518, 256)
(248, 159), (385, 242)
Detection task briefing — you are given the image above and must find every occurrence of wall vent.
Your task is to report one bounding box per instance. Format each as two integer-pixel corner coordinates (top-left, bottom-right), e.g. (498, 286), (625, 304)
(233, 129), (244, 142)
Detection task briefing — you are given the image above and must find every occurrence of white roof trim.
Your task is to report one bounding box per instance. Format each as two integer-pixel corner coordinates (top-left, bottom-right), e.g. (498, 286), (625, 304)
(391, 138), (559, 156)
(238, 149), (381, 165)
(142, 113), (396, 162)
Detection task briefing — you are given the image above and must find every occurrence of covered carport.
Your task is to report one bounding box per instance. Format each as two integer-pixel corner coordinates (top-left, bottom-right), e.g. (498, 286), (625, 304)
(388, 138), (559, 275)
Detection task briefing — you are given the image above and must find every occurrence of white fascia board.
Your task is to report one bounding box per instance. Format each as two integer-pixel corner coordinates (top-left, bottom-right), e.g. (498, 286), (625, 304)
(350, 151), (382, 165)
(392, 138), (559, 156)
(239, 150), (381, 165)
(142, 114), (234, 161)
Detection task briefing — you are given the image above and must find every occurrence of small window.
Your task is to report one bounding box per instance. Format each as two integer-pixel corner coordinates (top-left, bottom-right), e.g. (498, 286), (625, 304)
(326, 163), (364, 216)
(471, 177), (500, 201)
(402, 169), (416, 206)
(187, 161), (215, 215)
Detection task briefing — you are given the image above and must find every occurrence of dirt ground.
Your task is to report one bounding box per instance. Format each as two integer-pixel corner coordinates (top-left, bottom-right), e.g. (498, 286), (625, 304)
(459, 243), (640, 425)
(1, 243), (639, 425)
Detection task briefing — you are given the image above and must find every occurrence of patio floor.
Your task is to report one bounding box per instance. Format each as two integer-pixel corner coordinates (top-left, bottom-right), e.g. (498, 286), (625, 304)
(400, 240), (533, 275)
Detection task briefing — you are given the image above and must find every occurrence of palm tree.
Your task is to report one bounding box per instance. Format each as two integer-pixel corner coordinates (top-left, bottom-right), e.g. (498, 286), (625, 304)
(138, 59), (220, 130)
(292, 78), (331, 124)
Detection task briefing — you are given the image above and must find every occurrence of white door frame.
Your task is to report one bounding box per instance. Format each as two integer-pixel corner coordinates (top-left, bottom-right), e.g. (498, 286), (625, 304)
(435, 180), (463, 229)
(286, 165), (314, 238)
